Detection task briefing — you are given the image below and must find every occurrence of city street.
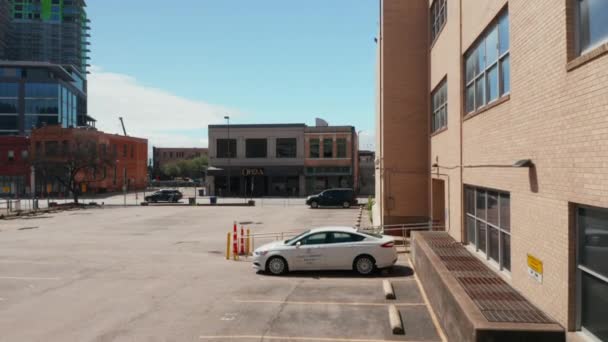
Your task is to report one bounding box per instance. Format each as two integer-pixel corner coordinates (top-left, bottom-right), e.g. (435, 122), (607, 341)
(0, 205), (442, 341)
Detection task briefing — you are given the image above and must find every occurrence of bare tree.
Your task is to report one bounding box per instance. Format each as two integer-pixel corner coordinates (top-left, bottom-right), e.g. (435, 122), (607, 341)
(32, 136), (116, 204)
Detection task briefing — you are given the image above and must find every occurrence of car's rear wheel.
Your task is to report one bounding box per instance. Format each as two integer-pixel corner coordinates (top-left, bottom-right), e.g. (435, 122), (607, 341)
(342, 201), (350, 209)
(266, 256), (288, 275)
(310, 201), (319, 209)
(354, 255), (375, 275)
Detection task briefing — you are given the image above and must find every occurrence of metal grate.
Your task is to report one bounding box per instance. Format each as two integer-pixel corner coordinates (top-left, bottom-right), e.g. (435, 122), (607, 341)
(425, 234), (554, 324)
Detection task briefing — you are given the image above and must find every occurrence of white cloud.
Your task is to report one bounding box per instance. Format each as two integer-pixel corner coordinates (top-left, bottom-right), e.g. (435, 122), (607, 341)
(87, 66), (239, 149)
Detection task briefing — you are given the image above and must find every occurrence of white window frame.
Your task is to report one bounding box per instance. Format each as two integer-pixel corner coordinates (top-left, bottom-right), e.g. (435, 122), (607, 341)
(465, 11), (510, 114)
(465, 185), (511, 273)
(431, 79), (448, 133)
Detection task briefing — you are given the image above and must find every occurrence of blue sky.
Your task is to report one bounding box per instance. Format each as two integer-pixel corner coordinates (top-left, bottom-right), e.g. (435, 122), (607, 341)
(86, 1), (378, 150)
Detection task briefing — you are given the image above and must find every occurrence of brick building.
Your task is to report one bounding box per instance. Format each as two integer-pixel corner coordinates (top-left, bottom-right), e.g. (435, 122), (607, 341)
(30, 126), (148, 194)
(377, 0), (608, 339)
(304, 125), (358, 195)
(208, 122), (358, 197)
(0, 135), (30, 196)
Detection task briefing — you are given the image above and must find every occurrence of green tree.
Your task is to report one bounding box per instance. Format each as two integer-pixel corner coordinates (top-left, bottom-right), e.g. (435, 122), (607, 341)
(161, 156), (208, 179)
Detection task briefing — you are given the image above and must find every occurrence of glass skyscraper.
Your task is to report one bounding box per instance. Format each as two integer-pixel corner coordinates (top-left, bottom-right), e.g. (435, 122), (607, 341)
(0, 62), (90, 135)
(6, 0), (90, 74)
(0, 0), (91, 136)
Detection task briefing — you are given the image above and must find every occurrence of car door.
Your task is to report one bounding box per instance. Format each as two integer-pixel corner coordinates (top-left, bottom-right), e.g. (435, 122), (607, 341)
(325, 232), (366, 270)
(292, 232), (329, 270)
(320, 191), (334, 206)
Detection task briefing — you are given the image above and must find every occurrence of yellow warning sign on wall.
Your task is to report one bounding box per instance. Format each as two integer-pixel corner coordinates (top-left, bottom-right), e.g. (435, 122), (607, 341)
(527, 254), (543, 283)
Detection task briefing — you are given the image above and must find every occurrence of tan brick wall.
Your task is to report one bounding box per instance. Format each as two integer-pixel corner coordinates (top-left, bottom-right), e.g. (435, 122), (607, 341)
(383, 0), (608, 327)
(377, 0), (430, 224)
(457, 0), (608, 329)
(430, 0), (464, 238)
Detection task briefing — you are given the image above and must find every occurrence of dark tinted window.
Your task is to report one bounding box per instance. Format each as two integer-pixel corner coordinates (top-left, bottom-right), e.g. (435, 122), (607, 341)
(0, 83), (19, 97)
(323, 138), (333, 158)
(217, 139), (236, 158)
(337, 138), (347, 158)
(0, 115), (18, 130)
(246, 139), (267, 158)
(330, 232), (365, 243)
(301, 233), (328, 245)
(276, 138), (296, 158)
(309, 138), (319, 158)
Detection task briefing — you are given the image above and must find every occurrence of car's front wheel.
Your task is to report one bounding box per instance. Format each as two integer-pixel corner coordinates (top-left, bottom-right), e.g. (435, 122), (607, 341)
(310, 201), (319, 209)
(342, 201), (350, 209)
(266, 256), (288, 275)
(354, 255), (375, 275)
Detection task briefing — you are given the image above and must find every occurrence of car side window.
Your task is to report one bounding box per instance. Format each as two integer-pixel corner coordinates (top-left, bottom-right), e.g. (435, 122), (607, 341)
(329, 232), (365, 244)
(300, 233), (328, 245)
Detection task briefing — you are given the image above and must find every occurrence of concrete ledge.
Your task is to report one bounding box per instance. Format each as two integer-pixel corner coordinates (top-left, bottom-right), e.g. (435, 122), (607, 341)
(412, 231), (565, 342)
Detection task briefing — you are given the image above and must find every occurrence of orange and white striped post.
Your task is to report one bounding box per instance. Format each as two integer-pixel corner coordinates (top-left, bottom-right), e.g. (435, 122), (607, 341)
(233, 221), (238, 260)
(240, 226), (245, 255)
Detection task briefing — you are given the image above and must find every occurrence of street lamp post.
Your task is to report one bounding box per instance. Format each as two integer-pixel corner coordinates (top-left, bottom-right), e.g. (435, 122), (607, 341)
(224, 115), (231, 197)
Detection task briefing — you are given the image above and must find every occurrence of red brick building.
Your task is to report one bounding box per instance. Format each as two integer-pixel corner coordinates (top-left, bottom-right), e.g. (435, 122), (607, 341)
(29, 126), (148, 194)
(0, 136), (31, 196)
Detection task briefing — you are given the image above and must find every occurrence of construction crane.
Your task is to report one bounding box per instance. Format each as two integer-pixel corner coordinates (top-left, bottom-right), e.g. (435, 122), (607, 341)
(119, 117), (127, 136)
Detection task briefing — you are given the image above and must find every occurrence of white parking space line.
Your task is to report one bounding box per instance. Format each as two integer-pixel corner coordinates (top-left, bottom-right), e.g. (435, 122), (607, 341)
(0, 260), (63, 265)
(0, 276), (61, 281)
(200, 335), (439, 342)
(234, 299), (426, 307)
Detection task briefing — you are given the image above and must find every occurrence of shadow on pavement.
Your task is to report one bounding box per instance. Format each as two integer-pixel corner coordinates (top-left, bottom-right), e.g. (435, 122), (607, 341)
(257, 265), (414, 279)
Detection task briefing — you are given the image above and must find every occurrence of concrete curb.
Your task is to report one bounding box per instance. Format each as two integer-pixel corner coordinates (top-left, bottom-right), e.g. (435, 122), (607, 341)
(383, 280), (396, 300)
(388, 304), (404, 335)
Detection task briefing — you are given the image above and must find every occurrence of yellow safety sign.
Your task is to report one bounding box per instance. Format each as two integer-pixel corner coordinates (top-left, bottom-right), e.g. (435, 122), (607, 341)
(527, 254), (543, 283)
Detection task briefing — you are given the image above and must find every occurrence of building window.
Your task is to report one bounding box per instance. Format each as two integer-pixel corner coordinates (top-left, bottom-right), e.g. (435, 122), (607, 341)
(246, 139), (267, 158)
(323, 138), (333, 158)
(21, 150), (28, 160)
(577, 0), (608, 54)
(336, 138), (347, 158)
(276, 138), (297, 158)
(123, 144), (127, 158)
(430, 0), (447, 44)
(431, 79), (448, 133)
(7, 150), (14, 162)
(131, 145), (134, 158)
(464, 185), (511, 271)
(576, 205), (608, 341)
(465, 11), (510, 114)
(217, 139), (236, 158)
(309, 138), (320, 158)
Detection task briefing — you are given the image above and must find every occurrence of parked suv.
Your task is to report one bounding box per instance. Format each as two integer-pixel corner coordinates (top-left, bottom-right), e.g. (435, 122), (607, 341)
(306, 188), (357, 208)
(145, 189), (183, 203)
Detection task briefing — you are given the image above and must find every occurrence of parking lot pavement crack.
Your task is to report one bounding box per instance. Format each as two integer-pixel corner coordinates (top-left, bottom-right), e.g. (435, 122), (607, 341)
(259, 280), (302, 340)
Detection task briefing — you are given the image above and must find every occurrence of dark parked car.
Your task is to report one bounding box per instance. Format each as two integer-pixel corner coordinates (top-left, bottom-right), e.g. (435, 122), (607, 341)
(306, 188), (357, 209)
(145, 189), (183, 203)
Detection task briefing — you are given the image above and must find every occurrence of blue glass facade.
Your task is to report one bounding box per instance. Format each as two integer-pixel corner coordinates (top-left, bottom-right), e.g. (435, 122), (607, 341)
(0, 81), (19, 134)
(0, 65), (86, 135)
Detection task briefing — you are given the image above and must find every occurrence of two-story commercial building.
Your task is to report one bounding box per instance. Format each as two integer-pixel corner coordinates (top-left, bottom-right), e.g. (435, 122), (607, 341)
(207, 123), (358, 197)
(208, 124), (305, 197)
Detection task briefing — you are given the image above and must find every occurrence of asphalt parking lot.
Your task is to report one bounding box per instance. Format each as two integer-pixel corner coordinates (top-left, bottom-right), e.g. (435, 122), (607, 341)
(0, 203), (444, 342)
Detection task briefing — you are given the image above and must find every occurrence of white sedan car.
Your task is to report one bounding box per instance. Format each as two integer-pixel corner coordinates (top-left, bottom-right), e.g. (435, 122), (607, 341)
(252, 226), (398, 275)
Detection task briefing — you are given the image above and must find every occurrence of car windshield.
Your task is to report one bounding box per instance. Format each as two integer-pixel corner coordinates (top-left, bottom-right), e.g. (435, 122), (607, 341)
(285, 230), (311, 244)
